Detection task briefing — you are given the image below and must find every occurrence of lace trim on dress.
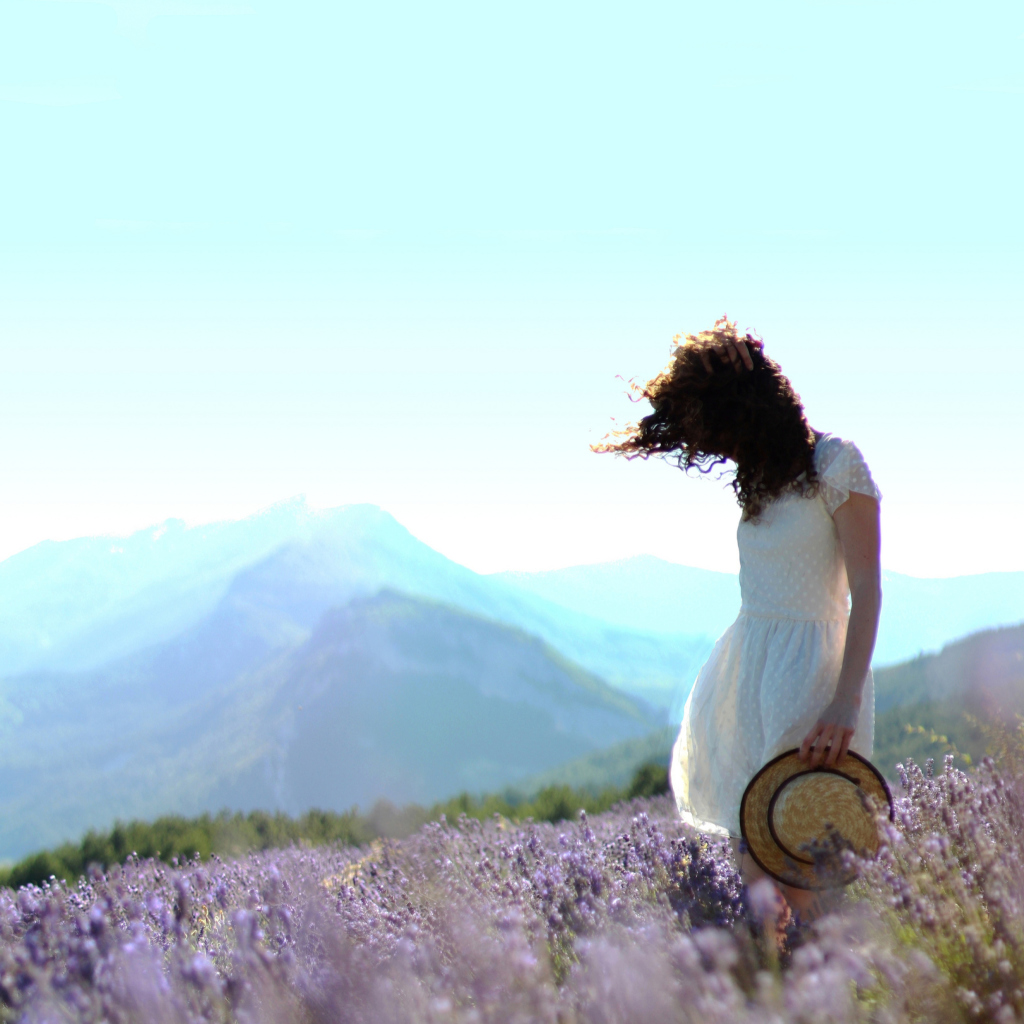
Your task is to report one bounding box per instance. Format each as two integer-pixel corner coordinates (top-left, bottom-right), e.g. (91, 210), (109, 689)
(814, 434), (882, 517)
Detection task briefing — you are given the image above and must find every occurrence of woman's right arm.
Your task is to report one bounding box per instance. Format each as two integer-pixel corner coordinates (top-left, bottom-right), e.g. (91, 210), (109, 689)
(799, 492), (882, 767)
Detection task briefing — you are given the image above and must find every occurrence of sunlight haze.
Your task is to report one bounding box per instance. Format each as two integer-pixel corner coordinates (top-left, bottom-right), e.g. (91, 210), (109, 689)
(1, 0), (1021, 577)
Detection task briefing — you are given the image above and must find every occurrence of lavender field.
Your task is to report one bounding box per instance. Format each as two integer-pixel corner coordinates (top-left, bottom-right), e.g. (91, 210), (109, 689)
(0, 752), (1020, 1024)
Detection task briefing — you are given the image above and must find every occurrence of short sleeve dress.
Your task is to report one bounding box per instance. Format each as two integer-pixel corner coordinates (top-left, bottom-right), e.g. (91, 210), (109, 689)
(669, 434), (882, 837)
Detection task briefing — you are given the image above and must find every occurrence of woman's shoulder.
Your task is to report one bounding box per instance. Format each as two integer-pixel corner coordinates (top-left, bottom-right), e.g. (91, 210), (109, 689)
(812, 432), (866, 468)
(813, 431), (846, 467)
(812, 433), (881, 507)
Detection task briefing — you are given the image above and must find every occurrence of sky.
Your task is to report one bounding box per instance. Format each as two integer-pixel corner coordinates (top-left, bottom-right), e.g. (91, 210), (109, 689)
(0, 0), (1021, 577)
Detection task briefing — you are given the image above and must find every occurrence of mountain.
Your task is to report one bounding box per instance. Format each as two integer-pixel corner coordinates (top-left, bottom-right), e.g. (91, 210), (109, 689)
(874, 572), (1024, 666)
(0, 591), (658, 860)
(210, 592), (656, 813)
(0, 511), (1019, 858)
(0, 504), (713, 711)
(871, 622), (1024, 776)
(212, 506), (714, 706)
(494, 558), (1024, 668)
(874, 621), (1024, 719)
(2, 500), (1023, 861)
(5, 503), (1022, 718)
(0, 499), (326, 675)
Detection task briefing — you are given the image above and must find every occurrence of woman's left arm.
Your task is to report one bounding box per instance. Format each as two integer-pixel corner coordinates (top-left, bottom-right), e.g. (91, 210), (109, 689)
(799, 492), (882, 767)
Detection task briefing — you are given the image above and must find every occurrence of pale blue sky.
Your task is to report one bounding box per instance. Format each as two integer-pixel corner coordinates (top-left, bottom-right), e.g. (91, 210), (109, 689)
(1, 0), (1021, 575)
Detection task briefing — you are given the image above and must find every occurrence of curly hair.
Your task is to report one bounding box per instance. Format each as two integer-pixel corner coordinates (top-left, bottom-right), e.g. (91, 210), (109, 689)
(595, 318), (817, 520)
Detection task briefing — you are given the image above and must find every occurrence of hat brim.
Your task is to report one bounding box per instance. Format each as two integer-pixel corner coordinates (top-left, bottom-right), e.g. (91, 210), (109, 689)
(739, 749), (893, 891)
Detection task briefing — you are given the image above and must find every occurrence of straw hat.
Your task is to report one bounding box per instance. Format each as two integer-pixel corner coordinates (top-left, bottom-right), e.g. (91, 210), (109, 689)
(739, 749), (893, 890)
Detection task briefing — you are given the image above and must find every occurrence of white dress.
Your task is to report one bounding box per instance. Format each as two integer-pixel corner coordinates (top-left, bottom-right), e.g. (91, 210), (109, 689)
(669, 434), (882, 837)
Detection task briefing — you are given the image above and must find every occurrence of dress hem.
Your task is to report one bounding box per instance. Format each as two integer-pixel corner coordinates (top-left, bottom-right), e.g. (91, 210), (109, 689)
(675, 808), (736, 839)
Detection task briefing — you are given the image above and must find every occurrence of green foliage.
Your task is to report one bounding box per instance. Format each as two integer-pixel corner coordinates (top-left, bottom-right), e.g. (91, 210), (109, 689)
(0, 808), (375, 890)
(425, 761), (669, 828)
(519, 725), (676, 794)
(626, 760), (671, 799)
(0, 761), (671, 890)
(873, 698), (993, 778)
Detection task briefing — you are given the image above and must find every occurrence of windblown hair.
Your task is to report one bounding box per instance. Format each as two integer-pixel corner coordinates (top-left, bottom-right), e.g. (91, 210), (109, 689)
(595, 318), (817, 520)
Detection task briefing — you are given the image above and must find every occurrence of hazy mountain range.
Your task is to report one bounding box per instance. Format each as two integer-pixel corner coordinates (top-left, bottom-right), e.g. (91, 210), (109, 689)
(4, 498), (1022, 690)
(0, 502), (712, 710)
(495, 558), (1024, 669)
(0, 499), (1021, 859)
(0, 590), (657, 859)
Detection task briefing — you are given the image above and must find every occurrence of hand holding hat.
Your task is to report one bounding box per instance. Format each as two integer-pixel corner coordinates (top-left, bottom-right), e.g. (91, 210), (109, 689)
(799, 691), (862, 769)
(740, 750), (893, 891)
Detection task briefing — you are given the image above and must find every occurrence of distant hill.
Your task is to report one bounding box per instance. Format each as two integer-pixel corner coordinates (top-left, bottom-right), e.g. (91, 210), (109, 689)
(2, 501), (1023, 857)
(517, 726), (676, 795)
(3, 503), (1023, 716)
(0, 591), (658, 860)
(871, 622), (1024, 775)
(874, 621), (1024, 717)
(494, 557), (1024, 668)
(211, 590), (657, 814)
(0, 503), (712, 711)
(204, 506), (713, 709)
(875, 572), (1024, 667)
(0, 499), (320, 675)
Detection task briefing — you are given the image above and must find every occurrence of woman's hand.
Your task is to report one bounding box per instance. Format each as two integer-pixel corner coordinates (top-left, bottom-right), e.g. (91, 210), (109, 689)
(699, 337), (760, 374)
(799, 693), (861, 768)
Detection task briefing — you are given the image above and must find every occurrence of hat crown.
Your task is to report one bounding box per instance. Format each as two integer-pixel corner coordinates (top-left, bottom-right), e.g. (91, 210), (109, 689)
(740, 750), (893, 890)
(769, 770), (881, 866)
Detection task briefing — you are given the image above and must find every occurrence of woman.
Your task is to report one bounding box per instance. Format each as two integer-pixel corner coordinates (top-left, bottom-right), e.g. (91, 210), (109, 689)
(597, 318), (882, 920)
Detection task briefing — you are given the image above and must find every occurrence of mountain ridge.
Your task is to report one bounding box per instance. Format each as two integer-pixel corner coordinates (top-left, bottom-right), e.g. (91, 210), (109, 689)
(0, 588), (659, 859)
(0, 504), (715, 710)
(494, 557), (1024, 667)
(4, 502), (1023, 690)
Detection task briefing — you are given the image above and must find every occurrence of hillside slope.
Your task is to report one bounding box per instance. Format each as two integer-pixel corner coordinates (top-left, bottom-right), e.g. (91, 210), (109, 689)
(874, 621), (1024, 717)
(4, 503), (1023, 711)
(207, 591), (657, 814)
(517, 726), (677, 795)
(0, 500), (321, 675)
(871, 622), (1024, 774)
(0, 592), (658, 860)
(0, 504), (712, 710)
(211, 507), (713, 707)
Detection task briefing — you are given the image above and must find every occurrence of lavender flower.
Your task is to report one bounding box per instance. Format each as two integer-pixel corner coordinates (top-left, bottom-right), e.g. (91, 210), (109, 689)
(0, 765), (1019, 1023)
